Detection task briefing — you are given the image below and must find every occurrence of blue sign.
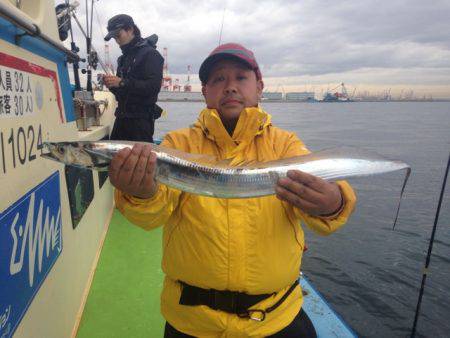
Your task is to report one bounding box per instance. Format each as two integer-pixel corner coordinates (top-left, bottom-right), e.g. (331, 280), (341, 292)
(0, 172), (63, 338)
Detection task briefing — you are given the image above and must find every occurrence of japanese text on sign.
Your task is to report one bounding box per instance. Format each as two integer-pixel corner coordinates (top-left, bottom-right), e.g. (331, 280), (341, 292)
(0, 66), (35, 118)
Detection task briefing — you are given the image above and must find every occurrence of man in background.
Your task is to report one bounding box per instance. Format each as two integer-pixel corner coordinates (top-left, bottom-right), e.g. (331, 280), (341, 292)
(103, 14), (164, 142)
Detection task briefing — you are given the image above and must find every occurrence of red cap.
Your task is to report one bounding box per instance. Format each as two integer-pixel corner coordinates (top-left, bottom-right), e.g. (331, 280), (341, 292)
(199, 43), (262, 84)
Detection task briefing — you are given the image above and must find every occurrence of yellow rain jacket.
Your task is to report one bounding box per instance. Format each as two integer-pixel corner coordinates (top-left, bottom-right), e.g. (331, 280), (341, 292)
(115, 107), (356, 337)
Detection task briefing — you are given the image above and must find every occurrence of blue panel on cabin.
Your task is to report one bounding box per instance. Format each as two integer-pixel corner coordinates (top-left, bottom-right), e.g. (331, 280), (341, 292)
(0, 172), (63, 338)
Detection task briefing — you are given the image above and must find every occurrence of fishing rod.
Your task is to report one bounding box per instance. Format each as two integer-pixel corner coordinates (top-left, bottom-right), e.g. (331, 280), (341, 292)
(410, 151), (450, 338)
(64, 0), (81, 91)
(84, 0), (94, 92)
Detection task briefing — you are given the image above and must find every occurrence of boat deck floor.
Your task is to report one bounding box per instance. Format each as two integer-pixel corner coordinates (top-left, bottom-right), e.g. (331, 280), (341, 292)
(77, 210), (165, 337)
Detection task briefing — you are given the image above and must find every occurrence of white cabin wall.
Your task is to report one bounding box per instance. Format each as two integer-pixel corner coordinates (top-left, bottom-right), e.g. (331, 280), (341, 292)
(0, 1), (118, 337)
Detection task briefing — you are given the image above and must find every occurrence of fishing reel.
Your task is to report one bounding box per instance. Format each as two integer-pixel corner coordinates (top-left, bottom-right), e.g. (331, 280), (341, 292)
(81, 51), (98, 74)
(55, 3), (71, 41)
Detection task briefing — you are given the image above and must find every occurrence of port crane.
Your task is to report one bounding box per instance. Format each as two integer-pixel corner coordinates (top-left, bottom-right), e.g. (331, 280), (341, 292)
(330, 83), (350, 100)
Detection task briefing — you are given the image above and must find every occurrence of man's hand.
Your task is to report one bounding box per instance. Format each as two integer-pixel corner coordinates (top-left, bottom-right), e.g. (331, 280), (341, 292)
(103, 74), (122, 88)
(109, 144), (158, 199)
(275, 170), (343, 217)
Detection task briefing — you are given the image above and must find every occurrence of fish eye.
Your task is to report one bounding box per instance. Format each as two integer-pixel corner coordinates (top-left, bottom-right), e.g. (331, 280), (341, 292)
(57, 146), (65, 154)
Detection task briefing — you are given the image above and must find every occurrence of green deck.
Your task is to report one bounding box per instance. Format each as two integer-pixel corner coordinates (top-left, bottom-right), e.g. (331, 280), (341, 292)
(76, 210), (165, 338)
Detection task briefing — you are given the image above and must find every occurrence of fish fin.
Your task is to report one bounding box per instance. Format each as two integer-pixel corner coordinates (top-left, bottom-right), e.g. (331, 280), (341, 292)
(155, 144), (221, 166)
(84, 148), (114, 160)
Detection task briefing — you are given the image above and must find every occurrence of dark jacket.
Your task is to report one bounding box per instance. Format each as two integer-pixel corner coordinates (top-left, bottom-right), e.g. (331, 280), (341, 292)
(110, 36), (164, 119)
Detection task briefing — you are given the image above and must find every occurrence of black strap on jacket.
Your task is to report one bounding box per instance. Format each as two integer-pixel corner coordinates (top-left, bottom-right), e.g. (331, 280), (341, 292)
(178, 280), (299, 322)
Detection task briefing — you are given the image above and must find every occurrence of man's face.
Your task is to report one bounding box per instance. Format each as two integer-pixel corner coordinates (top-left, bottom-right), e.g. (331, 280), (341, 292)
(202, 59), (263, 127)
(113, 28), (134, 46)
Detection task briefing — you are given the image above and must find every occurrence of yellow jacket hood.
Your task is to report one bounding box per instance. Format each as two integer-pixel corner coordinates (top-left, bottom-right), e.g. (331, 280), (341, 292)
(193, 107), (273, 166)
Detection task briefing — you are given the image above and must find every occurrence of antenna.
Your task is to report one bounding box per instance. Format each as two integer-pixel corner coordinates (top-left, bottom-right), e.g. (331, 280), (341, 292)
(218, 7), (226, 45)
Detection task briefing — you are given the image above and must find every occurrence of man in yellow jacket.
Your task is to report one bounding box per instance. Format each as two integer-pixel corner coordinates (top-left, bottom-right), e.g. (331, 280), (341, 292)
(109, 43), (356, 337)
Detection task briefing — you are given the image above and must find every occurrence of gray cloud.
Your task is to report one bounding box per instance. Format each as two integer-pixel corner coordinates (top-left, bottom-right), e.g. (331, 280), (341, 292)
(57, 0), (450, 93)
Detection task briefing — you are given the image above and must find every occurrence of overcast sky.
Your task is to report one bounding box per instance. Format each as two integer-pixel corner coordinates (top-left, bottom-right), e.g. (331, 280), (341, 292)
(58, 0), (450, 98)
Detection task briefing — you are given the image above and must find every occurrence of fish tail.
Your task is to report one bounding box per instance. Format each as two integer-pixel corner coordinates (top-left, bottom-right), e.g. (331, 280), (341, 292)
(392, 167), (411, 230)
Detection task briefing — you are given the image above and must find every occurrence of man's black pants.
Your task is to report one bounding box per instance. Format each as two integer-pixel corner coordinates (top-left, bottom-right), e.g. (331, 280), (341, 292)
(164, 308), (317, 338)
(110, 117), (154, 142)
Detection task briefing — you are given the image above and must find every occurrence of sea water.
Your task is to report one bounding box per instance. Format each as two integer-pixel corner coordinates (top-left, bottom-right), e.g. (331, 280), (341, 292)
(155, 101), (450, 338)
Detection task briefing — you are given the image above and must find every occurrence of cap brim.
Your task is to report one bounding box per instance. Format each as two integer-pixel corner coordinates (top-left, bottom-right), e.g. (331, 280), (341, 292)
(199, 53), (254, 84)
(104, 29), (120, 41)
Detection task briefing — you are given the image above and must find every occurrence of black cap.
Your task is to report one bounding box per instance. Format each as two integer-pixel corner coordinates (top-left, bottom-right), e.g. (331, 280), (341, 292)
(104, 14), (134, 41)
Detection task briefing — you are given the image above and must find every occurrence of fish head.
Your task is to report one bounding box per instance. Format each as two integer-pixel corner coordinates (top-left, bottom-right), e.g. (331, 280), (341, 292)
(42, 142), (101, 169)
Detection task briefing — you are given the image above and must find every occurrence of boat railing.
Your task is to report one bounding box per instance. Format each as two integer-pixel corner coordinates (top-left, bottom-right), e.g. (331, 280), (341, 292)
(0, 1), (79, 62)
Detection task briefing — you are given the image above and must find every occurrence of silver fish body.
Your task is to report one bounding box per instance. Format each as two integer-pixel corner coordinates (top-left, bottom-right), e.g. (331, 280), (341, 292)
(42, 141), (411, 200)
